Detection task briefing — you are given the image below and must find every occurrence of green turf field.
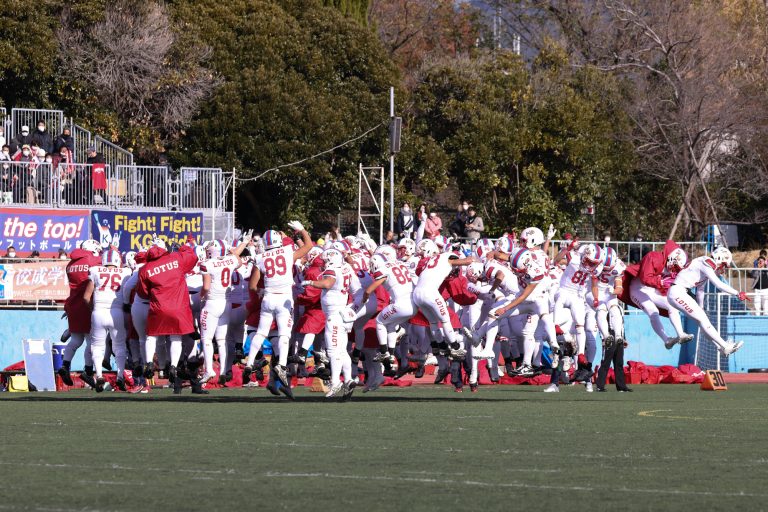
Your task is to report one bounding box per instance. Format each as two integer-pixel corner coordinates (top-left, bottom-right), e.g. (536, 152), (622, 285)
(1, 384), (767, 511)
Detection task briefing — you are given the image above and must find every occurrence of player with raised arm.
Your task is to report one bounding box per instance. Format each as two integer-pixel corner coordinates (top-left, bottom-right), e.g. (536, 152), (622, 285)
(246, 222), (313, 399)
(587, 247), (627, 348)
(198, 236), (250, 385)
(667, 247), (746, 355)
(302, 248), (359, 400)
(83, 248), (132, 391)
(412, 239), (476, 363)
(362, 252), (415, 390)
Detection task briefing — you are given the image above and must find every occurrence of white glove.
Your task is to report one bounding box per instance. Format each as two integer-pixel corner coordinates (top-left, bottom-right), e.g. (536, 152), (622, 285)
(301, 280), (312, 287)
(547, 224), (556, 240)
(288, 221), (305, 232)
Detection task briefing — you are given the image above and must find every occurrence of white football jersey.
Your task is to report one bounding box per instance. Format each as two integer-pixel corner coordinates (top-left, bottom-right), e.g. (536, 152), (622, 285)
(483, 259), (519, 296)
(402, 255), (420, 281)
(415, 253), (454, 291)
(259, 245), (295, 293)
(674, 256), (738, 294)
(596, 259), (627, 291)
(349, 252), (373, 290)
(201, 254), (241, 301)
(372, 260), (414, 302)
(321, 264), (355, 310)
(559, 248), (603, 296)
(230, 262), (252, 304)
(516, 259), (549, 301)
(186, 267), (203, 294)
(89, 266), (131, 309)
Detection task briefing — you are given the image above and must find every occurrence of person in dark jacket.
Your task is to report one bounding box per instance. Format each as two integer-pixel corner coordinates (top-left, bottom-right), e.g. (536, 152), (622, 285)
(10, 125), (33, 154)
(31, 120), (54, 155)
(54, 127), (75, 154)
(396, 202), (415, 239)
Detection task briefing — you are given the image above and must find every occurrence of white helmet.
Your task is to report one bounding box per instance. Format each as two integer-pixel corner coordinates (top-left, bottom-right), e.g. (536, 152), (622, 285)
(369, 254), (387, 276)
(580, 244), (603, 269)
(252, 236), (265, 255)
(374, 244), (397, 262)
(508, 248), (533, 273)
(466, 261), (485, 282)
(475, 238), (495, 260)
(333, 240), (352, 254)
(711, 246), (732, 272)
(263, 230), (282, 251)
(204, 239), (228, 259)
(666, 248), (688, 273)
(398, 237), (416, 259)
(124, 251), (138, 270)
(496, 236), (514, 254)
(602, 246), (617, 270)
(81, 239), (101, 256)
(152, 237), (167, 250)
(102, 248), (122, 267)
(417, 239), (439, 258)
(521, 227), (545, 249)
(321, 248), (344, 269)
(306, 246), (323, 265)
(344, 236), (363, 250)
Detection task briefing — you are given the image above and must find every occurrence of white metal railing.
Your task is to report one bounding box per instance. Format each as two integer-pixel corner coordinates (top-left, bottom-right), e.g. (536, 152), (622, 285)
(180, 167), (227, 210)
(10, 108), (64, 141)
(0, 162), (55, 206)
(71, 124), (92, 163)
(94, 135), (133, 168)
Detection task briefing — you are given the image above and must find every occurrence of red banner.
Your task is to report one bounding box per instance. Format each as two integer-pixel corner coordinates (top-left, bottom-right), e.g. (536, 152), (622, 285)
(0, 260), (69, 300)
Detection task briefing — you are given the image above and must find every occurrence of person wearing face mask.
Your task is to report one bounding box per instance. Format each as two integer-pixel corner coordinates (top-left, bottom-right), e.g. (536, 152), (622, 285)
(13, 145), (39, 204)
(464, 206), (484, 241)
(10, 125), (32, 154)
(31, 120), (54, 154)
(0, 145), (11, 162)
(55, 146), (76, 204)
(58, 249), (68, 260)
(54, 127), (75, 154)
(3, 247), (18, 261)
(424, 209), (443, 239)
(396, 202), (414, 239)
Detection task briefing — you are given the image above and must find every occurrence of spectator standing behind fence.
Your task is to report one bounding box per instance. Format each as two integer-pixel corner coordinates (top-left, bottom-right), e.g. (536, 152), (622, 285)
(54, 127), (74, 154)
(10, 125), (32, 154)
(464, 206), (484, 241)
(83, 145), (106, 204)
(0, 145), (11, 162)
(0, 163), (14, 204)
(424, 208), (442, 239)
(752, 256), (768, 315)
(54, 147), (76, 205)
(449, 201), (470, 238)
(396, 202), (414, 239)
(14, 145), (38, 204)
(31, 120), (54, 155)
(0, 126), (5, 149)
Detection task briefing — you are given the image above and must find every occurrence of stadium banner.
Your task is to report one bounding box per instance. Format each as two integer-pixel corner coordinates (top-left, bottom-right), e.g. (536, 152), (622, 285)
(0, 260), (70, 301)
(90, 210), (203, 252)
(0, 207), (90, 257)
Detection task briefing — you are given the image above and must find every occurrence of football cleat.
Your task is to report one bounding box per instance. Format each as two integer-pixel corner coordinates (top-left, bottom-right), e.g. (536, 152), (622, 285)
(94, 377), (106, 393)
(341, 380), (356, 401)
(453, 387), (463, 393)
(414, 364), (425, 379)
(550, 351), (560, 369)
(57, 367), (74, 386)
(80, 372), (96, 389)
(265, 381), (280, 396)
(143, 363), (155, 379)
(515, 364), (534, 377)
(199, 371), (216, 385)
(722, 341), (744, 356)
(314, 352), (330, 365)
(241, 365), (253, 385)
(469, 383), (478, 393)
(325, 383), (344, 399)
(287, 353), (307, 365)
(543, 384), (560, 393)
(218, 371), (233, 386)
(278, 382), (295, 401)
(678, 333), (694, 344)
(115, 378), (127, 392)
(273, 365), (289, 387)
(585, 382), (594, 393)
(394, 365), (412, 380)
(664, 337), (678, 350)
(372, 351), (391, 363)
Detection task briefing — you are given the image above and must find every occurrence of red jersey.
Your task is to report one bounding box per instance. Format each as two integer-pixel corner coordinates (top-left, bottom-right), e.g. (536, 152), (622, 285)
(137, 245), (198, 336)
(64, 248), (101, 333)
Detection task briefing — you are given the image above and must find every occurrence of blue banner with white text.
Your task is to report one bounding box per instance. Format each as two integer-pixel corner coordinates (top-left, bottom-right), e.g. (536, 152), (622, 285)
(90, 210), (203, 251)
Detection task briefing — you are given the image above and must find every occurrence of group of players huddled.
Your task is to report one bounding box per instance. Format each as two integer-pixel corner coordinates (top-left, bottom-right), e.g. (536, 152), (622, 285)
(55, 221), (747, 400)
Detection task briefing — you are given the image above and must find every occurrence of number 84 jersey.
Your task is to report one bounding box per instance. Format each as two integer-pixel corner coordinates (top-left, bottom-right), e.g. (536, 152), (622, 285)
(201, 254), (242, 301)
(558, 248), (603, 297)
